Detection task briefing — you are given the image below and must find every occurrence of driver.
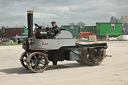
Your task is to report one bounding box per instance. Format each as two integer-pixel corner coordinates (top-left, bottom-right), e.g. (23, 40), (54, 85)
(51, 21), (59, 30)
(51, 21), (60, 36)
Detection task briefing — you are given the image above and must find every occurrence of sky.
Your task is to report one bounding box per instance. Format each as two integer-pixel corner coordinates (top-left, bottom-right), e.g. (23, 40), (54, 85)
(0, 0), (128, 27)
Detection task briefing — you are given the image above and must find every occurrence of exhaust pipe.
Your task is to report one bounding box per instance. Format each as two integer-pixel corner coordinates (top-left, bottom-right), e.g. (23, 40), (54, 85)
(27, 11), (33, 38)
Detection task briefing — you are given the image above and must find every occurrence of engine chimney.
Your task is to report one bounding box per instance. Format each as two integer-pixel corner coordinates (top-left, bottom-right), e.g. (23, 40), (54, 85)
(27, 11), (33, 38)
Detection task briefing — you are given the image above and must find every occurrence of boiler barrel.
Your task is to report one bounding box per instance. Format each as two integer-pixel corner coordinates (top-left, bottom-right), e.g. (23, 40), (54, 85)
(27, 11), (33, 38)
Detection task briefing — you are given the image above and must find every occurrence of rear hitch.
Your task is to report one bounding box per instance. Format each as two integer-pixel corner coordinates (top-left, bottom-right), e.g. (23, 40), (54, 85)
(106, 55), (112, 57)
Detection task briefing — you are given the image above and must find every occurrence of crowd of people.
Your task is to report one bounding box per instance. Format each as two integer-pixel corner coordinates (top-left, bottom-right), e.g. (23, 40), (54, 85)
(0, 38), (13, 45)
(0, 34), (21, 45)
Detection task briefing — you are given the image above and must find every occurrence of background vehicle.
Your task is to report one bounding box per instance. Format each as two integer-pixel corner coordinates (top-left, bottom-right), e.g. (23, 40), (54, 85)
(18, 33), (28, 41)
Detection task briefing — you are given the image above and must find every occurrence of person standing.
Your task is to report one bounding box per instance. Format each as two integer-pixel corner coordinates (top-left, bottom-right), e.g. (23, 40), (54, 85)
(15, 34), (19, 41)
(106, 29), (109, 40)
(0, 38), (2, 45)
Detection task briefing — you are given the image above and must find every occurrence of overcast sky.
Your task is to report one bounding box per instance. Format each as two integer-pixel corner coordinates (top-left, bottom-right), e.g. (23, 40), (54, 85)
(0, 0), (128, 27)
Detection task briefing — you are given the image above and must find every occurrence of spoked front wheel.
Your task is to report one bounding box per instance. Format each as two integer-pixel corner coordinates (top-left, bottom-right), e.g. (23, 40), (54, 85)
(20, 51), (30, 69)
(27, 52), (49, 73)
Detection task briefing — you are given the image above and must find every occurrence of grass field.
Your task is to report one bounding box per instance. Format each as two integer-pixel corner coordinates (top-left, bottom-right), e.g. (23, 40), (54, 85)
(0, 42), (22, 46)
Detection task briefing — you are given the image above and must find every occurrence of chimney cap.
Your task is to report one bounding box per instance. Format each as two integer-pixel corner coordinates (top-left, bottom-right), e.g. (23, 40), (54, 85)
(27, 11), (33, 14)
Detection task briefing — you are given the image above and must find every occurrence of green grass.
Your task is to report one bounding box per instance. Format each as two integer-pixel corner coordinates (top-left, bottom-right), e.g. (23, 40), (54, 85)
(0, 42), (22, 46)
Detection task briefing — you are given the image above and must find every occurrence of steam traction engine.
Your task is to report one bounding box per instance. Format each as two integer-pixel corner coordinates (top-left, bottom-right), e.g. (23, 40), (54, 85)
(20, 11), (108, 73)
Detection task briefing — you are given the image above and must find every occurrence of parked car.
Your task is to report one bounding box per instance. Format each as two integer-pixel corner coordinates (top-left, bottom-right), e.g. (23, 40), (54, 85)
(18, 33), (28, 41)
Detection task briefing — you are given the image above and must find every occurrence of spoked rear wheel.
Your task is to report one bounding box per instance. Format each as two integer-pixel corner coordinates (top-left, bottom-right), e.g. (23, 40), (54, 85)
(20, 51), (30, 69)
(27, 52), (49, 73)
